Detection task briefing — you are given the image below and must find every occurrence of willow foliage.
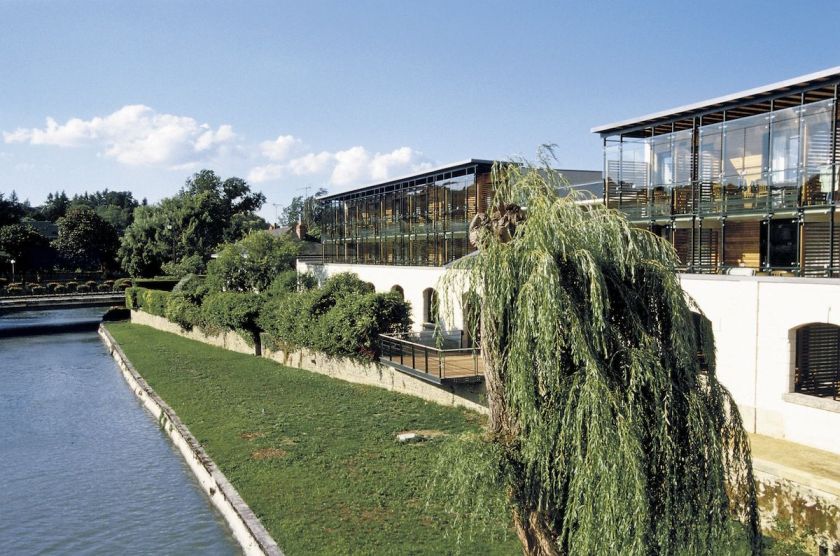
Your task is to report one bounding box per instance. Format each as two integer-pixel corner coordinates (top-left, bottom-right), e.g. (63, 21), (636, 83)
(436, 156), (760, 555)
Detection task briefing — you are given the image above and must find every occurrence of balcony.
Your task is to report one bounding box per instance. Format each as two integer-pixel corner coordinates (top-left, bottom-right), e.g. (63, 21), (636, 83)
(378, 331), (484, 384)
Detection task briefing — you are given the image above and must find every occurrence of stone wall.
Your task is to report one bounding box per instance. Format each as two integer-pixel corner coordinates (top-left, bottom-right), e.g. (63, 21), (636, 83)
(129, 310), (488, 415)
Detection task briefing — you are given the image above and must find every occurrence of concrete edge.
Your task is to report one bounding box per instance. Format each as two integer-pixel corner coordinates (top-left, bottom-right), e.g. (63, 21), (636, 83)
(98, 324), (283, 556)
(753, 456), (840, 500)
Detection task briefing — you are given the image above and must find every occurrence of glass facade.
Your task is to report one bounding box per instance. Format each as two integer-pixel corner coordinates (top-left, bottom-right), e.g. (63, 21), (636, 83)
(319, 162), (494, 266)
(601, 80), (840, 277)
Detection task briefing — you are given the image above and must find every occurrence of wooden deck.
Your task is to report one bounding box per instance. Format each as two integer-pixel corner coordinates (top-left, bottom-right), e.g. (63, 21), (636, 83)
(378, 333), (484, 384)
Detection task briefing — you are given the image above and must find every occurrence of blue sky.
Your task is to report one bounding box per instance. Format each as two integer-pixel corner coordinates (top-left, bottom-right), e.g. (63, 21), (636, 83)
(2, 0), (840, 222)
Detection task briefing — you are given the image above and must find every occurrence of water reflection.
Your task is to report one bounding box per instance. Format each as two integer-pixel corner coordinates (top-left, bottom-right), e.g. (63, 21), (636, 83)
(0, 310), (240, 555)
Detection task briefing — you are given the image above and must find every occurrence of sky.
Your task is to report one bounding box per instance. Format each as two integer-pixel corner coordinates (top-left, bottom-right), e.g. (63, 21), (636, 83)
(2, 0), (840, 223)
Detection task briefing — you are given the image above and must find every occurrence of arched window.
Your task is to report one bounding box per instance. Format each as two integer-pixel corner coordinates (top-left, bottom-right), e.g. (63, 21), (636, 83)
(691, 311), (713, 374)
(422, 288), (438, 325)
(795, 324), (840, 400)
(390, 285), (404, 299)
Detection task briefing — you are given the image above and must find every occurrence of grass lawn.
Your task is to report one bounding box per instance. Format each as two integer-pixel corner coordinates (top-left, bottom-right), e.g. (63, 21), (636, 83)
(106, 322), (519, 555)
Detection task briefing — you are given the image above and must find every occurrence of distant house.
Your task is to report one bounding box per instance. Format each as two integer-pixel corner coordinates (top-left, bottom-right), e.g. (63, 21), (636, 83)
(266, 223), (321, 256)
(24, 220), (58, 241)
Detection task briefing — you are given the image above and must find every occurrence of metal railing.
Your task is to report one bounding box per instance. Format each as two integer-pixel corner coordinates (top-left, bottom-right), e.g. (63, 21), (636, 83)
(378, 333), (483, 382)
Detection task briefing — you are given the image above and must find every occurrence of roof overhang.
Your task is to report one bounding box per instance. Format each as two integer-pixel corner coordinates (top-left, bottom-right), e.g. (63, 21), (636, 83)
(592, 66), (840, 136)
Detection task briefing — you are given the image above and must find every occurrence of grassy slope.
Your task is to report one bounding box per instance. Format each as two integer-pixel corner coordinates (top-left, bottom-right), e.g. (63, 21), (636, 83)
(106, 322), (518, 555)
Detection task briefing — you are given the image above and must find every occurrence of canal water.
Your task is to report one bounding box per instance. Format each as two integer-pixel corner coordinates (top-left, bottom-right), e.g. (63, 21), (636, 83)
(0, 308), (240, 555)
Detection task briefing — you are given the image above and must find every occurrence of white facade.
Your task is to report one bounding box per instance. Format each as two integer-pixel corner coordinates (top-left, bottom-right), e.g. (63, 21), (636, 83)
(299, 260), (840, 455)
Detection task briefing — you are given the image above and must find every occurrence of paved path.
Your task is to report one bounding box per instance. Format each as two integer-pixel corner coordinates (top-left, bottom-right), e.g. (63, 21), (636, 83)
(0, 293), (125, 314)
(751, 433), (840, 497)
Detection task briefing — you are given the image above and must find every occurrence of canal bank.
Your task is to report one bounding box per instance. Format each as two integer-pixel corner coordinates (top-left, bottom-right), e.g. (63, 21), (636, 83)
(99, 325), (281, 556)
(0, 308), (240, 555)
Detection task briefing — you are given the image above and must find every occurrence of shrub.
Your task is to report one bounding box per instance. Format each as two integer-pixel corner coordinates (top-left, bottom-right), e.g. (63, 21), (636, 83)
(206, 232), (300, 293)
(125, 286), (140, 310)
(76, 284), (90, 293)
(97, 283), (111, 292)
(172, 273), (209, 304)
(165, 293), (201, 330)
(47, 282), (61, 292)
(141, 288), (170, 317)
(259, 275), (411, 360)
(267, 270), (316, 296)
(30, 285), (46, 294)
(202, 291), (264, 337)
(65, 281), (78, 292)
(113, 278), (132, 291)
(161, 253), (206, 278)
(53, 284), (66, 294)
(6, 285), (23, 295)
(85, 280), (98, 288)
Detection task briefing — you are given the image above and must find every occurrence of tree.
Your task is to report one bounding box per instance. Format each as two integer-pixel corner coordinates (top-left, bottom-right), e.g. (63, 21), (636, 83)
(0, 192), (25, 227)
(206, 231), (300, 293)
(40, 191), (70, 222)
(53, 207), (119, 270)
(436, 158), (760, 554)
(281, 187), (327, 238)
(0, 223), (50, 273)
(69, 189), (139, 232)
(119, 170), (266, 277)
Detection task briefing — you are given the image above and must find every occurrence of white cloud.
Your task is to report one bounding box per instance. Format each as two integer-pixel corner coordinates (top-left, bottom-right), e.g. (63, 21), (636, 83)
(248, 144), (430, 187)
(259, 134), (301, 161)
(3, 105), (238, 168)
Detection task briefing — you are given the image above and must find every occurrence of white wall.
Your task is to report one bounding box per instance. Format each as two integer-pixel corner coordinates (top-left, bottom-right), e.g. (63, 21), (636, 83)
(680, 274), (840, 454)
(300, 261), (840, 455)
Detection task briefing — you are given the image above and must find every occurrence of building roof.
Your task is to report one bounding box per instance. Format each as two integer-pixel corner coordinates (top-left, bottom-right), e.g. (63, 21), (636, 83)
(592, 66), (840, 136)
(318, 159), (496, 202)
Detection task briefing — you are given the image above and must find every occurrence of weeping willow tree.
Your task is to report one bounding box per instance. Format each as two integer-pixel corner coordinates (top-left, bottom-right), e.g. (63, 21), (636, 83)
(435, 155), (760, 555)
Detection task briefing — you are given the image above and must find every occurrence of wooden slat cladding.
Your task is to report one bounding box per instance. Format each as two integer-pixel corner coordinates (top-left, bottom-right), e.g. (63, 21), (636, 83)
(724, 221), (762, 269)
(696, 228), (720, 272)
(673, 229), (691, 268)
(795, 324), (840, 400)
(802, 220), (840, 276)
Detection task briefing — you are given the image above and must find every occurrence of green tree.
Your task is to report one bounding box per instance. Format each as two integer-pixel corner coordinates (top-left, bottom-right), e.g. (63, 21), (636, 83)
(206, 231), (300, 293)
(436, 159), (760, 555)
(53, 207), (119, 270)
(0, 192), (25, 227)
(0, 223), (49, 273)
(69, 189), (139, 232)
(39, 190), (70, 222)
(281, 187), (327, 238)
(119, 170), (266, 277)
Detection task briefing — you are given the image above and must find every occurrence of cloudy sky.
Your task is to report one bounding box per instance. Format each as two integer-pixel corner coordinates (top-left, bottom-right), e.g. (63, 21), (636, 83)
(2, 1), (840, 222)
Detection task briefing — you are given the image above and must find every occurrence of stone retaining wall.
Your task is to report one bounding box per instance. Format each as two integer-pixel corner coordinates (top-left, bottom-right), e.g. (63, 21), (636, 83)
(130, 310), (488, 415)
(99, 325), (282, 556)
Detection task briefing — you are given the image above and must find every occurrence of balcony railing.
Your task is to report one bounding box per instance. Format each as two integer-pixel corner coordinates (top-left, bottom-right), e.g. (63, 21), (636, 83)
(378, 332), (483, 384)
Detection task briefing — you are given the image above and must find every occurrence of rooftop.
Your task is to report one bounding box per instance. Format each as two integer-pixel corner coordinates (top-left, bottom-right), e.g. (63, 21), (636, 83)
(592, 66), (840, 136)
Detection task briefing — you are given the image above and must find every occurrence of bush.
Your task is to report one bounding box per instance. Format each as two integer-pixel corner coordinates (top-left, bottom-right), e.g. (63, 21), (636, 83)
(202, 291), (264, 336)
(6, 285), (23, 295)
(165, 293), (202, 330)
(30, 285), (46, 294)
(65, 281), (78, 292)
(259, 274), (411, 360)
(206, 232), (300, 293)
(53, 284), (66, 294)
(172, 274), (209, 304)
(267, 270), (316, 296)
(133, 278), (179, 291)
(113, 278), (132, 291)
(141, 288), (170, 317)
(97, 283), (111, 292)
(85, 280), (98, 288)
(125, 286), (140, 310)
(161, 253), (207, 278)
(47, 282), (61, 292)
(76, 284), (91, 293)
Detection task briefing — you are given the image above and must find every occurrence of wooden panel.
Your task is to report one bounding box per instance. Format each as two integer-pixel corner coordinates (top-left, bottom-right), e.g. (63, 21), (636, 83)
(673, 229), (691, 267)
(724, 221), (761, 269)
(802, 220), (840, 276)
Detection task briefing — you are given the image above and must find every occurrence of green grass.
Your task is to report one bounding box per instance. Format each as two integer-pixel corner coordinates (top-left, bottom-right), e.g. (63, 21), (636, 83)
(106, 322), (519, 555)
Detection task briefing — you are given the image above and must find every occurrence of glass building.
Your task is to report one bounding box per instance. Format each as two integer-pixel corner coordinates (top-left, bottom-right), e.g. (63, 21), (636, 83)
(318, 160), (497, 266)
(593, 67), (840, 276)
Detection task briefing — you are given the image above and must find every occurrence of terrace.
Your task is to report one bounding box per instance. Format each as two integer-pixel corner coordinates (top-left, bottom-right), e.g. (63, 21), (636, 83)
(378, 330), (484, 384)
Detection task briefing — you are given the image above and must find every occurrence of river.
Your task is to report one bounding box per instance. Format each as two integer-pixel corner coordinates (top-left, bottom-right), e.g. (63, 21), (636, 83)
(0, 308), (240, 555)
